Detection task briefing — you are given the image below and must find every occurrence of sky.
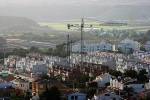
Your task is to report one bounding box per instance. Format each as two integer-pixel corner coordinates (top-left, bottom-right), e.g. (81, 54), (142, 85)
(0, 0), (150, 6)
(0, 0), (150, 22)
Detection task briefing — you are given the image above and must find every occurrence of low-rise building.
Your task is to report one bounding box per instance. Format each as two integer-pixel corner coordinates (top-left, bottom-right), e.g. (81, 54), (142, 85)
(0, 83), (15, 97)
(118, 38), (140, 53)
(145, 41), (150, 51)
(94, 73), (112, 88)
(93, 92), (123, 100)
(72, 41), (112, 53)
(110, 78), (124, 90)
(11, 78), (30, 92)
(16, 58), (26, 72)
(32, 79), (60, 95)
(32, 63), (48, 75)
(127, 84), (145, 93)
(68, 92), (87, 100)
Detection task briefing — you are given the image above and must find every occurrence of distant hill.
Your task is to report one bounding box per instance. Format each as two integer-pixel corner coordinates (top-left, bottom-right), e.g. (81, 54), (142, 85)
(0, 16), (53, 34)
(96, 5), (150, 26)
(62, 5), (150, 26)
(1, 5), (150, 23)
(1, 5), (150, 24)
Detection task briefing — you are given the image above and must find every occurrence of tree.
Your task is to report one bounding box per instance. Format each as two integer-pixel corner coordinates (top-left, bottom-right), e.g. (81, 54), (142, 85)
(137, 69), (149, 83)
(47, 48), (54, 55)
(139, 69), (147, 75)
(24, 90), (31, 100)
(124, 70), (137, 78)
(12, 48), (29, 57)
(140, 46), (146, 52)
(86, 82), (97, 99)
(41, 86), (61, 100)
(124, 86), (134, 98)
(109, 70), (123, 77)
(88, 82), (98, 88)
(136, 30), (150, 44)
(53, 43), (68, 57)
(105, 82), (110, 87)
(30, 46), (39, 52)
(41, 74), (50, 80)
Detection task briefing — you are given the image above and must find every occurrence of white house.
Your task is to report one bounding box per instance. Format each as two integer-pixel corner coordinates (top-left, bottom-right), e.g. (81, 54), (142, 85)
(16, 58), (26, 72)
(32, 63), (48, 75)
(145, 81), (150, 90)
(94, 73), (112, 87)
(110, 78), (124, 90)
(118, 38), (140, 53)
(72, 41), (112, 53)
(145, 41), (150, 51)
(68, 92), (87, 100)
(115, 56), (127, 73)
(70, 52), (116, 68)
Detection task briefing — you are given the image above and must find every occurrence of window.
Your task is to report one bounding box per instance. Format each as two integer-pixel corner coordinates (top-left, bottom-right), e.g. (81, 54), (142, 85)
(39, 85), (43, 88)
(71, 96), (74, 100)
(21, 84), (24, 87)
(75, 96), (78, 100)
(112, 98), (116, 100)
(104, 94), (110, 96)
(71, 96), (78, 100)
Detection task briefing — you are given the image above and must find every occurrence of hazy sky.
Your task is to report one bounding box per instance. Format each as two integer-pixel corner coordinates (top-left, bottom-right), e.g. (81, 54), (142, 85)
(0, 0), (150, 22)
(0, 0), (150, 6)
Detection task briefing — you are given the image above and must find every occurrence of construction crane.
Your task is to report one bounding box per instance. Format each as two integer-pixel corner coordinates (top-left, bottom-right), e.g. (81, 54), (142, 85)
(67, 18), (101, 70)
(66, 34), (72, 67)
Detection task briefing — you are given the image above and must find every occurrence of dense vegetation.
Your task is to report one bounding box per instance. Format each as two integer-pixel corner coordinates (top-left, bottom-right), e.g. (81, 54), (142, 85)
(0, 43), (69, 63)
(109, 69), (149, 83)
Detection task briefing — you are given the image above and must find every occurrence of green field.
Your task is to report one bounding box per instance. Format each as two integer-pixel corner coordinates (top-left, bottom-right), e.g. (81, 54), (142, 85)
(39, 22), (150, 32)
(39, 22), (68, 31)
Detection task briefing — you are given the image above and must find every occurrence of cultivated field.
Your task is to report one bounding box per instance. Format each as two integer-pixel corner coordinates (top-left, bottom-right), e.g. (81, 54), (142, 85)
(39, 21), (150, 32)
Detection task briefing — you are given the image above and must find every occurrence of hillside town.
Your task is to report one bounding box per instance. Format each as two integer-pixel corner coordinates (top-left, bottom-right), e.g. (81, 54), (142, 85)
(0, 36), (150, 100)
(1, 0), (150, 99)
